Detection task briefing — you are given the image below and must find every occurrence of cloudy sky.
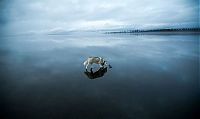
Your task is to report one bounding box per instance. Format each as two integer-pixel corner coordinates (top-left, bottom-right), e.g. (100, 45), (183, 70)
(0, 0), (199, 33)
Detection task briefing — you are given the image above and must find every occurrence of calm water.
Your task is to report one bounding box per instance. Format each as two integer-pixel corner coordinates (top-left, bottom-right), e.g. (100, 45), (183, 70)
(0, 33), (199, 119)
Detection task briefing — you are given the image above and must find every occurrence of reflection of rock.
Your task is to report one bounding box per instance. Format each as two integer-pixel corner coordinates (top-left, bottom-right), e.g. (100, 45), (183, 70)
(84, 67), (108, 79)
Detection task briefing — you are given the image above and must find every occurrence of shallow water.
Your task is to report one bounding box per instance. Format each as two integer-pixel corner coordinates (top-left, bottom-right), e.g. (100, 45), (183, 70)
(0, 33), (199, 119)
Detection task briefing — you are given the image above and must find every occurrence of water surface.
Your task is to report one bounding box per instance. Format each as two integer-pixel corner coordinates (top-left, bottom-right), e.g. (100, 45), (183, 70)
(0, 33), (199, 119)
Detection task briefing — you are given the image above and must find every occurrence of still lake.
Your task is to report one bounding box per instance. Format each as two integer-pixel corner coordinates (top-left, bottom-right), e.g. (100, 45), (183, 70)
(0, 33), (199, 119)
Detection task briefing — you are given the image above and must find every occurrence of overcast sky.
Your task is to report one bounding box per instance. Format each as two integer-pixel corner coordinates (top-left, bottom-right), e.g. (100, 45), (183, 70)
(0, 0), (199, 33)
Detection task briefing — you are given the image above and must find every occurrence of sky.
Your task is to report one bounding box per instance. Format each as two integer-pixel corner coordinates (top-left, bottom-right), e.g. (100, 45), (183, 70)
(0, 0), (199, 34)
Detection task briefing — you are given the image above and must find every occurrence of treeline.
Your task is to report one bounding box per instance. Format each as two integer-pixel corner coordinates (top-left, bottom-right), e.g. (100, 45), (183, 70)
(106, 28), (200, 34)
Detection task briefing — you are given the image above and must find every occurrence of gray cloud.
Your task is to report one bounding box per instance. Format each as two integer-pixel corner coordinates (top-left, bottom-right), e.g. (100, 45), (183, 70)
(0, 0), (199, 34)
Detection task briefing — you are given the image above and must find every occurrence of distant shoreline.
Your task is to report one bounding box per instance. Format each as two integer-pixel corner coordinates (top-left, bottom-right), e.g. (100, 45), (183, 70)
(105, 28), (200, 35)
(106, 31), (200, 35)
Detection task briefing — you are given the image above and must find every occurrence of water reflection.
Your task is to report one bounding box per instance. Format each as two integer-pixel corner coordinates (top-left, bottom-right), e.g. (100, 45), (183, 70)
(0, 34), (199, 119)
(84, 67), (108, 79)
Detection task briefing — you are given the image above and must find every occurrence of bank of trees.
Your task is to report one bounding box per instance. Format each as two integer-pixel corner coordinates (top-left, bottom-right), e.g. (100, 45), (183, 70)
(106, 28), (200, 34)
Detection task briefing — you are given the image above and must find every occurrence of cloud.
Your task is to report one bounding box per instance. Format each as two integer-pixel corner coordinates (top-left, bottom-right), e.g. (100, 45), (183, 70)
(0, 0), (199, 34)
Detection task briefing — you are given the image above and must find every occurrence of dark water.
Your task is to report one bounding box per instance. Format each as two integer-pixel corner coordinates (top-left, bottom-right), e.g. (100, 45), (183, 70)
(0, 33), (199, 119)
